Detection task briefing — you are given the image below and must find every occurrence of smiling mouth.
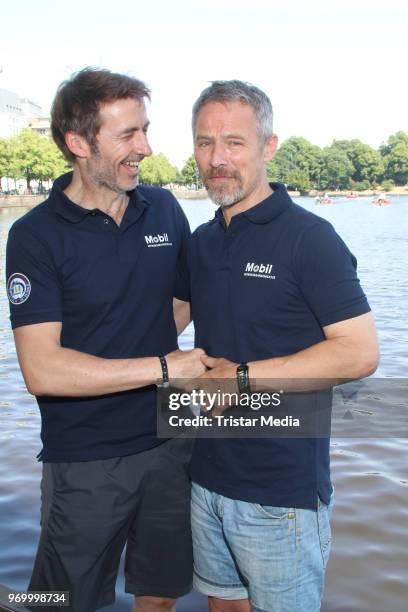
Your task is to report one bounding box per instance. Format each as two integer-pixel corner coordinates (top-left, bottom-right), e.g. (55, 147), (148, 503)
(121, 160), (140, 169)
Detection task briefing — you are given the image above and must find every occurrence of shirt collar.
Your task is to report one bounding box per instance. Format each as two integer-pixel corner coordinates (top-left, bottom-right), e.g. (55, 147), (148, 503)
(212, 182), (292, 227)
(51, 171), (150, 224)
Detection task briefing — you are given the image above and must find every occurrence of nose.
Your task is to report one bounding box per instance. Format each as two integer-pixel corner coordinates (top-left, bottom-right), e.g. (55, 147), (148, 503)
(209, 141), (227, 168)
(134, 131), (152, 158)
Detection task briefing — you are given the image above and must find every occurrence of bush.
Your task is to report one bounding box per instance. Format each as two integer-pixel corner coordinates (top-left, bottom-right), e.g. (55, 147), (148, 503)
(352, 180), (371, 191)
(381, 179), (395, 192)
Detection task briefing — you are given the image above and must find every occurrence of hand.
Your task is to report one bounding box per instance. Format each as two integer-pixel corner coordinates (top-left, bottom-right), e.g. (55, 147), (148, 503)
(188, 356), (240, 415)
(199, 355), (238, 379)
(166, 348), (207, 381)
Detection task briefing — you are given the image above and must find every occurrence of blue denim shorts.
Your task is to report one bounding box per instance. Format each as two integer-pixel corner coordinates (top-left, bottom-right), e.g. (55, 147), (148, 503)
(191, 482), (334, 612)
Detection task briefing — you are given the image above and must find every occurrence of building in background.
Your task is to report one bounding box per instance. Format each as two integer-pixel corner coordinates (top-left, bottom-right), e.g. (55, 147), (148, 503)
(0, 88), (25, 137)
(0, 88), (49, 138)
(27, 115), (51, 138)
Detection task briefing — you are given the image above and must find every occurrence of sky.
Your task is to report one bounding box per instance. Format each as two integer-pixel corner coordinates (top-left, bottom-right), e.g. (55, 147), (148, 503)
(0, 0), (407, 168)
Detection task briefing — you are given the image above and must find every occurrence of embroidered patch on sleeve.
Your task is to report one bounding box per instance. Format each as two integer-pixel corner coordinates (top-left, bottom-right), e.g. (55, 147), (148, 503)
(7, 273), (32, 305)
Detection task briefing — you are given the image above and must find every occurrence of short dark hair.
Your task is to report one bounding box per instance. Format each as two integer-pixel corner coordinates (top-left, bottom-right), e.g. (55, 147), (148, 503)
(51, 67), (150, 163)
(192, 80), (273, 144)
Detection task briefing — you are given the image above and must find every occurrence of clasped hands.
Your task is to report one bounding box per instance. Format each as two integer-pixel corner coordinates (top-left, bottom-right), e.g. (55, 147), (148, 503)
(165, 348), (239, 416)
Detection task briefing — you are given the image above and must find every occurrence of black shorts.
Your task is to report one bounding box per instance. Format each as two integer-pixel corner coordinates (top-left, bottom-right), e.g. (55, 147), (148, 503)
(28, 438), (194, 611)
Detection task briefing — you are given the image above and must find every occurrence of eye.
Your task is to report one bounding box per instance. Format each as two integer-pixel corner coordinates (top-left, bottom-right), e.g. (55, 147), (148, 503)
(197, 140), (210, 148)
(230, 140), (243, 147)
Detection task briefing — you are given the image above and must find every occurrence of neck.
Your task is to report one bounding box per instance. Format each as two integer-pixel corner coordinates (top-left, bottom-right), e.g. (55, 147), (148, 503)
(222, 179), (273, 226)
(64, 167), (130, 225)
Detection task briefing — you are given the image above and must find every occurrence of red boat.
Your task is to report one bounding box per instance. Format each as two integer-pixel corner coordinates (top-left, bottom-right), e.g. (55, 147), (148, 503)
(372, 197), (391, 206)
(315, 196), (332, 205)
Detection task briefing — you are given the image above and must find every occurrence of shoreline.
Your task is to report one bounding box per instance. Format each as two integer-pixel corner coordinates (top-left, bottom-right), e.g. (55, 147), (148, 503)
(171, 185), (408, 200)
(1, 185), (407, 209)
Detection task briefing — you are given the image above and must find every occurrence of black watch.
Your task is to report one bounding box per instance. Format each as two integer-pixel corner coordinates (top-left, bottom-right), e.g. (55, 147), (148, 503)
(236, 363), (250, 394)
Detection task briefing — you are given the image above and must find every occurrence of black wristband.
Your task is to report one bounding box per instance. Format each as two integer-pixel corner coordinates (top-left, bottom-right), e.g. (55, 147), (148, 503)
(158, 355), (169, 388)
(236, 363), (250, 394)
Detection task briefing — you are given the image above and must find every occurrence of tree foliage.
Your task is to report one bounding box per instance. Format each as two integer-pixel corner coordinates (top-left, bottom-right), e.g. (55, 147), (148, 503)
(268, 137), (321, 191)
(330, 139), (383, 185)
(2, 128), (408, 193)
(180, 155), (202, 188)
(0, 137), (16, 182)
(13, 129), (70, 188)
(0, 129), (69, 190)
(380, 132), (408, 185)
(266, 133), (407, 191)
(319, 147), (354, 190)
(139, 152), (178, 186)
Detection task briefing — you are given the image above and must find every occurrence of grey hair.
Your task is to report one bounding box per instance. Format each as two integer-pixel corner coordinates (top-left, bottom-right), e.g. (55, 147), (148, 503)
(192, 80), (273, 144)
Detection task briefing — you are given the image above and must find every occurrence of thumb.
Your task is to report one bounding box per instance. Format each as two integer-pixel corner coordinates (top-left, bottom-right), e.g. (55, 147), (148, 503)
(200, 354), (217, 369)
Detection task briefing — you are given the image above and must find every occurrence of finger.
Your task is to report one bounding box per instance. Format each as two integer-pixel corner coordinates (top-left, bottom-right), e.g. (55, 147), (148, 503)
(201, 355), (218, 368)
(194, 347), (206, 357)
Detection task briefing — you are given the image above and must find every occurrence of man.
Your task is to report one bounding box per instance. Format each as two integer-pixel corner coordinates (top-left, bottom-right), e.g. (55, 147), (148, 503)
(6, 68), (206, 612)
(187, 81), (379, 612)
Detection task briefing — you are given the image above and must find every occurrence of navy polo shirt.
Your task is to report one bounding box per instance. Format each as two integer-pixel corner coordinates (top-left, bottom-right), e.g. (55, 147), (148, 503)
(6, 172), (190, 462)
(189, 183), (371, 510)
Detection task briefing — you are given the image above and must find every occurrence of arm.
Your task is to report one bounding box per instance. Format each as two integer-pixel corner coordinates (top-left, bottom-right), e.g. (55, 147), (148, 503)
(173, 298), (191, 335)
(14, 322), (206, 397)
(248, 311), (379, 381)
(199, 312), (379, 390)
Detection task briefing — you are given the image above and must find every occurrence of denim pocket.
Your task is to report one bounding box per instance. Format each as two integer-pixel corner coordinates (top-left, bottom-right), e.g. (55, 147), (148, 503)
(254, 504), (296, 520)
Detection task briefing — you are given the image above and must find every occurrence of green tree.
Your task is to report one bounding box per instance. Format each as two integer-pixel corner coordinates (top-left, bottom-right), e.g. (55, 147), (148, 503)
(0, 137), (16, 190)
(286, 169), (312, 192)
(268, 137), (321, 191)
(331, 139), (384, 186)
(379, 131), (408, 156)
(13, 129), (45, 189)
(381, 179), (395, 191)
(266, 159), (279, 182)
(180, 154), (202, 188)
(35, 138), (70, 188)
(12, 129), (70, 190)
(139, 153), (178, 186)
(380, 132), (408, 185)
(319, 146), (354, 190)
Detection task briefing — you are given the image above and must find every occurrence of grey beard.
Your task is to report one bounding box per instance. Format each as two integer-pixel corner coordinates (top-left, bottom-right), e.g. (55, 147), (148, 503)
(207, 186), (245, 208)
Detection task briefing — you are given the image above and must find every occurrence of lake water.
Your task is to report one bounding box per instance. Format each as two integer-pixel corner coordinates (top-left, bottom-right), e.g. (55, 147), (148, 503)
(0, 194), (407, 611)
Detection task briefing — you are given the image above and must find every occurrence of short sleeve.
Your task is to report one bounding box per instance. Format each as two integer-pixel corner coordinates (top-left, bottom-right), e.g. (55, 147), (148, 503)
(174, 205), (191, 302)
(294, 221), (371, 327)
(6, 225), (63, 329)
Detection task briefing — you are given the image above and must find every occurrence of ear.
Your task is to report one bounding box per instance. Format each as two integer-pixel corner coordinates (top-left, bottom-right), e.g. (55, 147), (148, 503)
(263, 134), (278, 162)
(64, 132), (92, 159)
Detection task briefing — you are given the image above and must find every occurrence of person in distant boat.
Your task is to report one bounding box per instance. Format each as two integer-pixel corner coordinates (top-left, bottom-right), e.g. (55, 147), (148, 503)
(186, 80), (380, 612)
(6, 68), (206, 612)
